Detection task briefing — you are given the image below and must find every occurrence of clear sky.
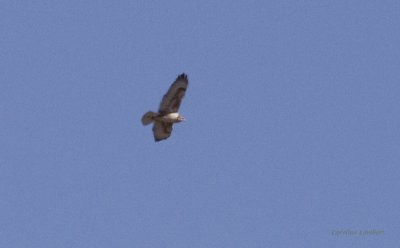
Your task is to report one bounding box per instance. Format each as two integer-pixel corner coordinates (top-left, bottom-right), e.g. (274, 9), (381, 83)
(1, 1), (399, 247)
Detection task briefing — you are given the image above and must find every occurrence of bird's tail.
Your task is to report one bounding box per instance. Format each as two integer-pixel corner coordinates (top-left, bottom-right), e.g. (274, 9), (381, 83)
(141, 111), (158, 125)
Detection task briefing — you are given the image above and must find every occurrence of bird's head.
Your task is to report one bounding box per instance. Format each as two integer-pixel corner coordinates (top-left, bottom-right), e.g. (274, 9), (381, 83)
(177, 115), (185, 122)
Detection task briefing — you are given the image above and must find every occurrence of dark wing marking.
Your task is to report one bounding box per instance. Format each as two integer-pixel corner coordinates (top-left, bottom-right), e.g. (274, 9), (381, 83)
(158, 73), (188, 114)
(152, 121), (173, 142)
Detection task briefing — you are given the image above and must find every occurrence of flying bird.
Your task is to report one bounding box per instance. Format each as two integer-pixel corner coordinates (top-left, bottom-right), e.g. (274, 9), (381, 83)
(141, 73), (189, 142)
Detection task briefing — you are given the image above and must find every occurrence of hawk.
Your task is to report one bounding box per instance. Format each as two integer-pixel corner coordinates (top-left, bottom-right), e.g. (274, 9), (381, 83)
(141, 73), (189, 142)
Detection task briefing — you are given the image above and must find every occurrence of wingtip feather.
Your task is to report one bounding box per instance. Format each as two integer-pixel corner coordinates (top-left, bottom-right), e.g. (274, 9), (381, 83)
(177, 73), (188, 81)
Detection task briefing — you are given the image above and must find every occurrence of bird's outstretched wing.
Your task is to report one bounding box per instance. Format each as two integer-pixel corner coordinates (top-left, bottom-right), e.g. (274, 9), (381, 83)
(152, 121), (173, 142)
(158, 73), (188, 114)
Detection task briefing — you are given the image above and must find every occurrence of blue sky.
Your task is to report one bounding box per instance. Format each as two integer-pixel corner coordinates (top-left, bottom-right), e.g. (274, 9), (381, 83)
(1, 1), (399, 247)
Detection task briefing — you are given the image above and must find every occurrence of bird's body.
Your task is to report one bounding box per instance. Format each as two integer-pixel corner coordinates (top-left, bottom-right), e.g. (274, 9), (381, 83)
(159, 112), (184, 123)
(143, 112), (184, 123)
(141, 73), (188, 142)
